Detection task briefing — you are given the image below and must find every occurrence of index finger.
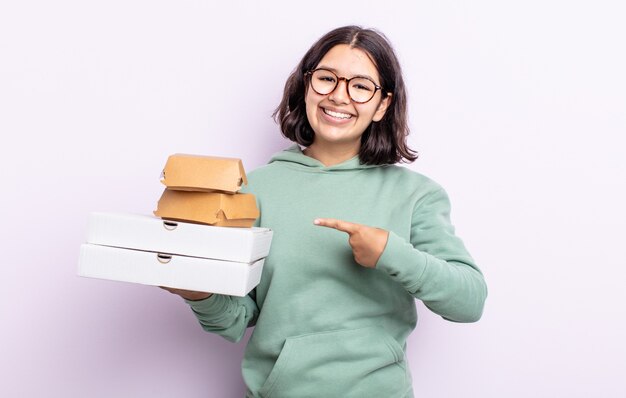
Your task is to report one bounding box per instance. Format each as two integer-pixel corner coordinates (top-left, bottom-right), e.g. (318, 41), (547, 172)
(314, 218), (360, 234)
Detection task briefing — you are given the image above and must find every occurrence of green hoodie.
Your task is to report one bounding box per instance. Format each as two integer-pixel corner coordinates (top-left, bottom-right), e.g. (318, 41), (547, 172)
(186, 145), (487, 398)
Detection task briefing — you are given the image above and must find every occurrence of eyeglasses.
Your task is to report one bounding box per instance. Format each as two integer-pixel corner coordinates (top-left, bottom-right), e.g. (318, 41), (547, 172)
(305, 68), (384, 104)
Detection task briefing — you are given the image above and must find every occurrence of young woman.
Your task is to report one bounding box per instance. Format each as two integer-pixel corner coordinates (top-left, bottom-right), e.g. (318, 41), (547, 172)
(165, 25), (488, 398)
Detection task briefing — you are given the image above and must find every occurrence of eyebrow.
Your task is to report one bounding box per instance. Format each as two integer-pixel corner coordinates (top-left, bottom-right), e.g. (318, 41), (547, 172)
(316, 65), (378, 83)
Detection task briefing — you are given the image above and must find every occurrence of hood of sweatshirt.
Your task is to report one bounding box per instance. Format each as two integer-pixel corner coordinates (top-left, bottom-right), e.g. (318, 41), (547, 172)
(268, 144), (378, 172)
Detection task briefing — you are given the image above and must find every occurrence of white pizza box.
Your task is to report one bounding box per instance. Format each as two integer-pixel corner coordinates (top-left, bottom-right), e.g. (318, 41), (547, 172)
(86, 212), (273, 263)
(77, 243), (264, 296)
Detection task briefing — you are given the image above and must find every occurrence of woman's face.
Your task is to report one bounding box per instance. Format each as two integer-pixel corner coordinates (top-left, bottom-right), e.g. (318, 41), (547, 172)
(305, 44), (391, 152)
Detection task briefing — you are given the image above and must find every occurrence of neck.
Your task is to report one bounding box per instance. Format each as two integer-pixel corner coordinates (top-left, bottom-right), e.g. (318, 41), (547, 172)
(304, 141), (360, 167)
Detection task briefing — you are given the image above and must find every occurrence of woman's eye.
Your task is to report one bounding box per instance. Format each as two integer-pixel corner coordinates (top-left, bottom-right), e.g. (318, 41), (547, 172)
(318, 76), (336, 83)
(353, 83), (373, 92)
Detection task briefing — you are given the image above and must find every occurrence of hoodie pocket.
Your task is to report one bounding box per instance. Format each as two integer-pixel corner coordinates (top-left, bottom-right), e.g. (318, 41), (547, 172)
(258, 326), (408, 398)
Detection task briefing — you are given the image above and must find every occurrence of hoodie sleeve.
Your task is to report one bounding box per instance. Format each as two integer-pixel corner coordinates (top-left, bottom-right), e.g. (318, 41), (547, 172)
(184, 290), (259, 343)
(376, 186), (487, 322)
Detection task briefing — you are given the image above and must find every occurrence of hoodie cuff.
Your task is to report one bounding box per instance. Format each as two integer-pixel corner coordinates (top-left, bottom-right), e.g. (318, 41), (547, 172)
(185, 294), (230, 317)
(376, 231), (428, 293)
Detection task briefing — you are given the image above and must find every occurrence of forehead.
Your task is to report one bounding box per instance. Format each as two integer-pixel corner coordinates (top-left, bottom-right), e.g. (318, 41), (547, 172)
(316, 44), (380, 81)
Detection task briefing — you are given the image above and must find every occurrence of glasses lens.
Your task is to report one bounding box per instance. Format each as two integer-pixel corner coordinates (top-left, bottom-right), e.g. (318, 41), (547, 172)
(310, 69), (338, 95)
(348, 78), (377, 103)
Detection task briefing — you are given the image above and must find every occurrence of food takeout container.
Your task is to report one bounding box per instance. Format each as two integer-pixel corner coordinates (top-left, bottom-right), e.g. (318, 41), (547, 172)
(154, 189), (259, 227)
(160, 153), (248, 194)
(77, 212), (272, 296)
(78, 243), (264, 296)
(86, 212), (272, 263)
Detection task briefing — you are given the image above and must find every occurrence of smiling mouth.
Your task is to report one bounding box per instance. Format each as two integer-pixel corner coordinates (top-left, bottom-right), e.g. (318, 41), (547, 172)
(323, 108), (353, 120)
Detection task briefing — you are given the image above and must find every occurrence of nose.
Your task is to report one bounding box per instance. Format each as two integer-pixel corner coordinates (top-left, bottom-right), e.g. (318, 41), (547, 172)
(328, 77), (351, 104)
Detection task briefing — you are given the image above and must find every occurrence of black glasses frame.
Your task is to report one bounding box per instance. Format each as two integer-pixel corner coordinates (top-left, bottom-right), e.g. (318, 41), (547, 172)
(305, 68), (384, 104)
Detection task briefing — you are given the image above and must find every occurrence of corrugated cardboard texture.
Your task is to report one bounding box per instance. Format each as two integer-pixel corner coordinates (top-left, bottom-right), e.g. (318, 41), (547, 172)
(154, 189), (259, 227)
(160, 153), (248, 193)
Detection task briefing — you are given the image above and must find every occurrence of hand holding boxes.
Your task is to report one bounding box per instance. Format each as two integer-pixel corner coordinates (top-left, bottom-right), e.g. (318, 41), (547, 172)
(77, 154), (272, 296)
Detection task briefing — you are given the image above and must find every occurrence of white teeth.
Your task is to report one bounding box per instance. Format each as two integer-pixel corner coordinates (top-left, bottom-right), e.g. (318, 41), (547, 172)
(323, 108), (352, 119)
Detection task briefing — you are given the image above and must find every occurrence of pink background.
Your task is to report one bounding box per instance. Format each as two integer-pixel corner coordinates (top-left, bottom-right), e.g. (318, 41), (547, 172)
(2, 1), (625, 397)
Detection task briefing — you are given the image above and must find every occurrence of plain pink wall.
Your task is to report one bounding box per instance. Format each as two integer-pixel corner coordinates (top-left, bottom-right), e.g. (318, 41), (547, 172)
(2, 1), (625, 397)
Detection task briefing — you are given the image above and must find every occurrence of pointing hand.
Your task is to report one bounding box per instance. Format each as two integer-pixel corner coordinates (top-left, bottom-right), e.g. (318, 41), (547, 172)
(314, 218), (389, 268)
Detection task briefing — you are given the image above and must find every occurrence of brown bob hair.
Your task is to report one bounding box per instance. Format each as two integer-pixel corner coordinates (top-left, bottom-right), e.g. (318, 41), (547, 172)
(273, 25), (417, 165)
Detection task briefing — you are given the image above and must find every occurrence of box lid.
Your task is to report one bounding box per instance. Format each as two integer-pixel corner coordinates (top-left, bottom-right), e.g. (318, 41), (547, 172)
(160, 153), (248, 193)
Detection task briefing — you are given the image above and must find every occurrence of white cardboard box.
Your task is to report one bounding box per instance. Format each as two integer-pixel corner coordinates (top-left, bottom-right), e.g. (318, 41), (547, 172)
(78, 243), (264, 296)
(86, 212), (272, 263)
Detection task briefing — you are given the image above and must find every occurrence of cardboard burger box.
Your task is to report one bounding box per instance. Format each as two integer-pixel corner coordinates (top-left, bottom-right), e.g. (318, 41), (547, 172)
(78, 212), (273, 296)
(155, 153), (260, 227)
(160, 153), (248, 193)
(154, 189), (259, 228)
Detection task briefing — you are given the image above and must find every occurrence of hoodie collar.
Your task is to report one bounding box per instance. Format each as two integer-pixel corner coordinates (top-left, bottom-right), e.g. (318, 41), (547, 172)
(269, 144), (377, 171)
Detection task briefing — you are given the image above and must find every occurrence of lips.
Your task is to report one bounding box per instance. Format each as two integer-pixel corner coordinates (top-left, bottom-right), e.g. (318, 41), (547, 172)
(322, 107), (353, 120)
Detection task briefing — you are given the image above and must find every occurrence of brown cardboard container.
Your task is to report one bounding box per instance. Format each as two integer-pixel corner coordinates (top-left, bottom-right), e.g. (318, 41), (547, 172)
(160, 153), (248, 193)
(154, 189), (259, 227)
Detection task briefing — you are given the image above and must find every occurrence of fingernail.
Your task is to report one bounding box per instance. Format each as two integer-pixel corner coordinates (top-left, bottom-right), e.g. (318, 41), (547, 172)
(313, 219), (320, 225)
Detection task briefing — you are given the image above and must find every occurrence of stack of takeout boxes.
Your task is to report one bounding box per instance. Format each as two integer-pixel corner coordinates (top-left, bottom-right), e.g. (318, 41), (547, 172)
(77, 154), (273, 297)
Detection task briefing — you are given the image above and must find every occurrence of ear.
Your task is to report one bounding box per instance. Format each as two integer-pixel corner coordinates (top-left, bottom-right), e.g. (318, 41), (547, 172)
(372, 93), (392, 122)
